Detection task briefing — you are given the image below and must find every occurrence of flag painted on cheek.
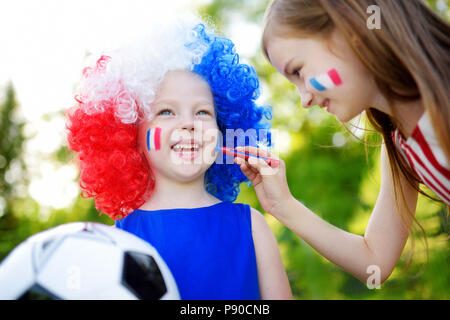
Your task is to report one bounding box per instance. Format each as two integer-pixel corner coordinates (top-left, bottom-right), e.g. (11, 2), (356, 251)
(309, 69), (343, 92)
(147, 127), (161, 151)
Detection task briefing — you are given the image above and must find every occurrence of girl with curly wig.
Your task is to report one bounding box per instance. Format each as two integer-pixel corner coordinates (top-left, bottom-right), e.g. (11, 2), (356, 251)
(66, 16), (291, 299)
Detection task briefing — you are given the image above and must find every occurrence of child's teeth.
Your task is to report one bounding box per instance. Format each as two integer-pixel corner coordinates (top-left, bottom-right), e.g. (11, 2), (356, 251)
(173, 144), (199, 151)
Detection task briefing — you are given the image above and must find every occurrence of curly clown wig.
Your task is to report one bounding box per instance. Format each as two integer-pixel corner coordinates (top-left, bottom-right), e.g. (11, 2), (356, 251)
(66, 16), (272, 220)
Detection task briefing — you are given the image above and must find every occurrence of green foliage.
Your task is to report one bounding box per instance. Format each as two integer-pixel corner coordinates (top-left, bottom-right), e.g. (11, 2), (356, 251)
(0, 86), (113, 262)
(0, 83), (28, 260)
(0, 83), (26, 208)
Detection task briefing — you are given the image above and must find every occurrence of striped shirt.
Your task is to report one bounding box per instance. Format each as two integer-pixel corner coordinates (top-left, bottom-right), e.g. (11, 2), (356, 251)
(392, 112), (450, 205)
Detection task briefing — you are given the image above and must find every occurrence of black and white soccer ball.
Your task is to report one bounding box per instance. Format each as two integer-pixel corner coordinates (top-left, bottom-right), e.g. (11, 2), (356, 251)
(0, 222), (180, 300)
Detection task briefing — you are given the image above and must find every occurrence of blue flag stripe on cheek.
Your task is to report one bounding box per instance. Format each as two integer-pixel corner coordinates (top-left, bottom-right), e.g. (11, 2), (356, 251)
(309, 78), (327, 91)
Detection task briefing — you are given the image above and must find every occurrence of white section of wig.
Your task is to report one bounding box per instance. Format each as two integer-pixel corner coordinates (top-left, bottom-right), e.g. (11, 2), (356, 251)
(76, 14), (212, 124)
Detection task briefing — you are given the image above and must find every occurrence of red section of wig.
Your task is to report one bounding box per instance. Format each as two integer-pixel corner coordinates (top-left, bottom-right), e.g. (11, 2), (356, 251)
(66, 106), (153, 220)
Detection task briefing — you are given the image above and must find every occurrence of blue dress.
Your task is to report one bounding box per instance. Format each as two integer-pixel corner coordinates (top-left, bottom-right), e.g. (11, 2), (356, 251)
(115, 202), (260, 300)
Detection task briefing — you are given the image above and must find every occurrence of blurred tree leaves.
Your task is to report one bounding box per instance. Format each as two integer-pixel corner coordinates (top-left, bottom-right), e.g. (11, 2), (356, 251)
(0, 83), (28, 259)
(0, 87), (111, 261)
(0, 83), (26, 213)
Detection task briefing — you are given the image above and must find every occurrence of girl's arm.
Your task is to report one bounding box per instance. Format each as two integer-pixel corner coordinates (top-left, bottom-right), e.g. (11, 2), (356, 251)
(237, 144), (418, 284)
(251, 207), (293, 300)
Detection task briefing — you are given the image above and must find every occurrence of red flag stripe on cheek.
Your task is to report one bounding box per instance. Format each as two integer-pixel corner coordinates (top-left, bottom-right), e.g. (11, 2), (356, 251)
(328, 69), (342, 86)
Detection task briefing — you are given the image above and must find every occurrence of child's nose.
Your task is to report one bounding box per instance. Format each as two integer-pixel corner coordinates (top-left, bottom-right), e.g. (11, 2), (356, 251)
(299, 91), (314, 107)
(180, 115), (195, 132)
(296, 83), (314, 107)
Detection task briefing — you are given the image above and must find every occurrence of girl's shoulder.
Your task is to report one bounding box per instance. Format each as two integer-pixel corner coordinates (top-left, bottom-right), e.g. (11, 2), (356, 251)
(227, 203), (262, 218)
(246, 206), (273, 236)
(393, 111), (449, 170)
(196, 202), (266, 229)
(392, 111), (450, 204)
(217, 204), (273, 239)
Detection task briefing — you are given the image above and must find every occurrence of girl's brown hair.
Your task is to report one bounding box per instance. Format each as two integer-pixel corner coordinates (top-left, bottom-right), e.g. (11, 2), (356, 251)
(262, 0), (450, 264)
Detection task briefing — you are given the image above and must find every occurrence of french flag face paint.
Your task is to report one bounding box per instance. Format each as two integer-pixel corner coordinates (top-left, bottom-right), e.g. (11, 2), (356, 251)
(309, 69), (343, 92)
(146, 127), (161, 151)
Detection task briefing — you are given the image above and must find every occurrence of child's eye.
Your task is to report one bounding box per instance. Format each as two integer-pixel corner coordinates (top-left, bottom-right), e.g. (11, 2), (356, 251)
(197, 110), (212, 116)
(158, 109), (174, 116)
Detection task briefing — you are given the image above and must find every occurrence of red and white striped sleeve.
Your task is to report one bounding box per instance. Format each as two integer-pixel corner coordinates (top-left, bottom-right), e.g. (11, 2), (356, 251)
(392, 112), (450, 205)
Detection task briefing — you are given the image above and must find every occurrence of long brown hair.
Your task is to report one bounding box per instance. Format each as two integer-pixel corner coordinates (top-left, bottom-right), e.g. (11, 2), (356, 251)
(262, 0), (450, 262)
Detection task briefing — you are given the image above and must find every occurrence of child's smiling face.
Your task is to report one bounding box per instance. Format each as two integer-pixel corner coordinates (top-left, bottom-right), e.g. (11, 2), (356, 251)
(138, 70), (219, 183)
(266, 29), (378, 123)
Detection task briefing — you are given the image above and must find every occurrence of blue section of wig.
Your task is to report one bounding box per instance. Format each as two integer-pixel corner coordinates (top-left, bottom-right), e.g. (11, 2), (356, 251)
(185, 24), (273, 202)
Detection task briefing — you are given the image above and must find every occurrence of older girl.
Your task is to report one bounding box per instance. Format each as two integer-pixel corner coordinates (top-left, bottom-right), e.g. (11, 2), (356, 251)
(236, 0), (449, 284)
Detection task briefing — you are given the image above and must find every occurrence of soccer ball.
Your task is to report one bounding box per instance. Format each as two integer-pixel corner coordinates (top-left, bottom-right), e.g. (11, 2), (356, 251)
(0, 222), (180, 300)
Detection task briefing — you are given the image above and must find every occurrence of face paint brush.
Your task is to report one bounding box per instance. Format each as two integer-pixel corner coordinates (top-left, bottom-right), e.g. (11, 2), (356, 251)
(218, 146), (280, 168)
